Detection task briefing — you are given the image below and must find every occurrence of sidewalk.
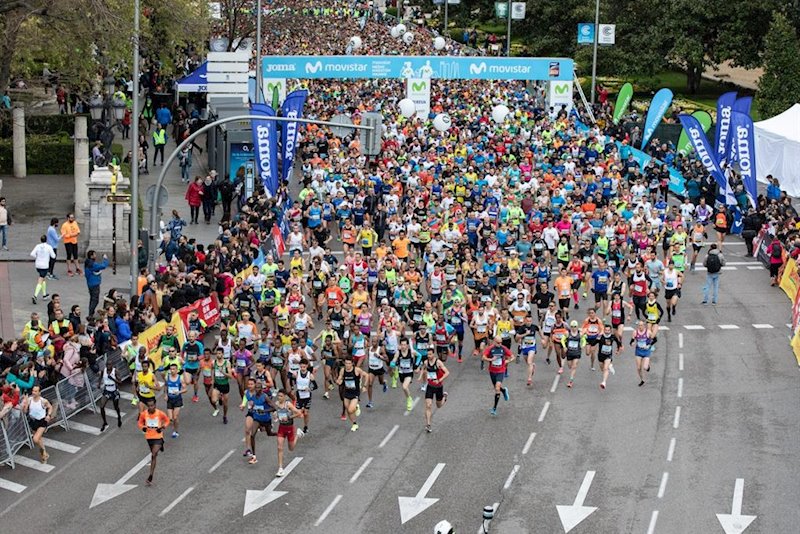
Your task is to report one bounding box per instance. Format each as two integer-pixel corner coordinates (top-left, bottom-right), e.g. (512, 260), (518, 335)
(0, 134), (221, 333)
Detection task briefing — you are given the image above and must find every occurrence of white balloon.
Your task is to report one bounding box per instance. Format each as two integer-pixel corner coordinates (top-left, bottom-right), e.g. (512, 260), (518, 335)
(433, 36), (446, 50)
(349, 36), (362, 50)
(398, 98), (417, 119)
(491, 104), (510, 124)
(433, 113), (452, 132)
(390, 25), (402, 38)
(396, 23), (407, 36)
(402, 31), (414, 45)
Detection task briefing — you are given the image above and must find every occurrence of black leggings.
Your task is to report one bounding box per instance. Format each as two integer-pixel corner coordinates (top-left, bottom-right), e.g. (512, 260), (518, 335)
(190, 205), (200, 223)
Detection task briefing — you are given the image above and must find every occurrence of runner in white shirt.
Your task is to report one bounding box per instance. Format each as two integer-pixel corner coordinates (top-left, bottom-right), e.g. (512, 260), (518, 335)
(30, 235), (56, 304)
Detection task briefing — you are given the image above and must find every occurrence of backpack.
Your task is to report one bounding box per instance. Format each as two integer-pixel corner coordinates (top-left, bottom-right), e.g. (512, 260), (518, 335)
(706, 253), (721, 274)
(771, 242), (782, 259)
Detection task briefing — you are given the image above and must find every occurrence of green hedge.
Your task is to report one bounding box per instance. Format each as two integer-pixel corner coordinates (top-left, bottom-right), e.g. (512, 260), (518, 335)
(0, 112), (78, 138)
(0, 134), (74, 174)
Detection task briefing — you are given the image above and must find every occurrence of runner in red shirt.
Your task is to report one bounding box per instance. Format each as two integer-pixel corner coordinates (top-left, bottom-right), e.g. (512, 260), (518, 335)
(481, 336), (514, 416)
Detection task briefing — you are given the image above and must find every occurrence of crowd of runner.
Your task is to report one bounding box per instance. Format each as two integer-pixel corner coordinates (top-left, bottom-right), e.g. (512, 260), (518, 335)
(2, 1), (796, 485)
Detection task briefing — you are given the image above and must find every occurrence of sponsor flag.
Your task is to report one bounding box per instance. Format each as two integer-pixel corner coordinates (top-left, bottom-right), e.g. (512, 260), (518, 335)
(612, 82), (633, 124)
(678, 114), (727, 191)
(715, 91), (737, 164)
(733, 96), (753, 116)
(730, 206), (744, 235)
(250, 103), (279, 195)
(677, 110), (712, 155)
(272, 223), (285, 257)
(640, 88), (673, 149)
(727, 110), (758, 208)
(279, 89), (309, 184)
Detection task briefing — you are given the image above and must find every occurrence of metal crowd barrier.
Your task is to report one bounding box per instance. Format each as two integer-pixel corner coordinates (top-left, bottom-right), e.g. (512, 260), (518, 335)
(0, 409), (33, 468)
(41, 383), (68, 431)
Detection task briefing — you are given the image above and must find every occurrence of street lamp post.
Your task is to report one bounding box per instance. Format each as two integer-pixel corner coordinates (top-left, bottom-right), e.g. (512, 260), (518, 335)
(130, 0), (141, 298)
(590, 0), (600, 105)
(88, 76), (126, 166)
(255, 0), (263, 103)
(506, 0), (512, 57)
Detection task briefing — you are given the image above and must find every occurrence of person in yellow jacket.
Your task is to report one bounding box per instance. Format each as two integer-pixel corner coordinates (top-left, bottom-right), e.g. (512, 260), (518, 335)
(48, 309), (74, 339)
(152, 125), (167, 166)
(357, 221), (378, 257)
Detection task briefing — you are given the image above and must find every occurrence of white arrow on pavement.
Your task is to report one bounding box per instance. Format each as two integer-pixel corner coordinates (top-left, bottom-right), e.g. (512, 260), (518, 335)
(90, 454), (151, 508)
(716, 478), (757, 534)
(398, 463), (446, 524)
(243, 457), (303, 516)
(556, 470), (598, 533)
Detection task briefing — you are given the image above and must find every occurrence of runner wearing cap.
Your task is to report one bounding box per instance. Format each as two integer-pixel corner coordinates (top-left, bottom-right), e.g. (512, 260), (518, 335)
(561, 320), (586, 388)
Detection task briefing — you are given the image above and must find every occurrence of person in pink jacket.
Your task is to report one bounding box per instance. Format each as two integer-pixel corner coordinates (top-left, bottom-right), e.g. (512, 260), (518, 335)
(185, 176), (204, 224)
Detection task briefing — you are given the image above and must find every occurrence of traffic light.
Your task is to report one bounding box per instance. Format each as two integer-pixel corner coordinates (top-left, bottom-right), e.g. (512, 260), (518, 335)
(360, 112), (383, 157)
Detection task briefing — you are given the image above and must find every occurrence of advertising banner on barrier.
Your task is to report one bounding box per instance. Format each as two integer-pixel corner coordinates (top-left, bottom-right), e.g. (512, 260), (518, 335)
(779, 258), (799, 301)
(177, 294), (221, 334)
(135, 313), (187, 369)
(262, 55), (574, 81)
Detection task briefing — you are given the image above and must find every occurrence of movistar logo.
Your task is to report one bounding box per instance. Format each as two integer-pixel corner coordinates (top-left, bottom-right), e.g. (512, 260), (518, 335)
(469, 62), (487, 75)
(411, 80), (427, 92)
(305, 61), (323, 74)
(267, 81), (283, 93)
(554, 83), (570, 95)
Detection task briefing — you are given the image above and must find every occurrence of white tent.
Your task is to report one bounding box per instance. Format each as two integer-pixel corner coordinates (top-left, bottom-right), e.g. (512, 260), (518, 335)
(754, 103), (800, 196)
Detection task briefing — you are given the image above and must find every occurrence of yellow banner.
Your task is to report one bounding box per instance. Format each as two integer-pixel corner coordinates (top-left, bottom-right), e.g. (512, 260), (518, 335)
(780, 258), (799, 301)
(792, 329), (800, 366)
(135, 313), (187, 369)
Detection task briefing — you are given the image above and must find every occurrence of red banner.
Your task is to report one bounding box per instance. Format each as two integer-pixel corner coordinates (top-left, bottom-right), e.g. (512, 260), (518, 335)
(177, 294), (221, 335)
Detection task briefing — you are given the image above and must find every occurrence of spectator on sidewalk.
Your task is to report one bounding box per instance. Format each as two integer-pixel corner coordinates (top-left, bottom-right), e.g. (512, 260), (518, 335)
(155, 102), (172, 128)
(202, 175), (217, 224)
(179, 146), (192, 183)
(84, 249), (109, 318)
(30, 235), (56, 305)
(46, 217), (61, 279)
(152, 124), (167, 166)
(60, 213), (81, 276)
(702, 244), (725, 305)
(0, 196), (11, 250)
(185, 176), (204, 224)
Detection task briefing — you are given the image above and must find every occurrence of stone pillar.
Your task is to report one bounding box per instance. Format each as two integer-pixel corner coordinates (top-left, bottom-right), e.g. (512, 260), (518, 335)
(12, 107), (26, 178)
(74, 116), (90, 213)
(86, 167), (130, 263)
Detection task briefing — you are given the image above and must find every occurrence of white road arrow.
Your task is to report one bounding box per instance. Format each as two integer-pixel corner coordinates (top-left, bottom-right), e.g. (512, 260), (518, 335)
(556, 470), (598, 533)
(716, 478), (757, 534)
(398, 463), (446, 524)
(90, 454), (151, 508)
(243, 457), (303, 516)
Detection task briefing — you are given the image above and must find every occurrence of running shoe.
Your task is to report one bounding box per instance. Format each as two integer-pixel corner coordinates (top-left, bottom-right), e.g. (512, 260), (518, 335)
(600, 382), (606, 390)
(458, 356), (463, 363)
(212, 408), (219, 417)
(442, 392), (448, 404)
(391, 375), (398, 388)
(567, 379), (573, 388)
(502, 387), (509, 402)
(328, 383), (335, 391)
(243, 449), (252, 457)
(171, 431), (179, 438)
(31, 296), (36, 305)
(145, 475), (152, 486)
(351, 423), (359, 432)
(425, 424), (432, 433)
(296, 428), (305, 438)
(610, 364), (616, 375)
(276, 467), (285, 477)
(574, 303), (579, 310)
(355, 404), (361, 417)
(248, 455), (258, 465)
(192, 395), (199, 403)
(558, 367), (564, 375)
(42, 294), (50, 300)
(582, 292), (587, 299)
(590, 367), (596, 371)
(323, 391), (330, 399)
(406, 397), (413, 411)
(546, 358), (551, 365)
(489, 408), (497, 416)
(527, 379), (532, 387)
(638, 380), (645, 387)
(366, 402), (374, 409)
(382, 382), (388, 393)
(223, 416), (228, 424)
(339, 413), (346, 421)
(131, 397), (138, 406)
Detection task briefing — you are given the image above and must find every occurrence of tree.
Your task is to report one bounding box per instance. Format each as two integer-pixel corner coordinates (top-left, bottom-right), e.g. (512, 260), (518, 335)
(756, 12), (800, 119)
(218, 0), (256, 51)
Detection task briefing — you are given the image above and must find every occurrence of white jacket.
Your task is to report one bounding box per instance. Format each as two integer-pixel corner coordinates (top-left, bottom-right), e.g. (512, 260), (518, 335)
(31, 243), (55, 269)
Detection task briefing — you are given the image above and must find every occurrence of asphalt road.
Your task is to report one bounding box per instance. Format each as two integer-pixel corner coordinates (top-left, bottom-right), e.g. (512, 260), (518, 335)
(1, 241), (798, 534)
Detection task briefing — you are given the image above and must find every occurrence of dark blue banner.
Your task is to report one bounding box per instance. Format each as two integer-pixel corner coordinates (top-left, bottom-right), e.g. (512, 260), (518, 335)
(250, 103), (279, 196)
(279, 89), (308, 185)
(679, 114), (727, 191)
(733, 96), (753, 116)
(715, 91), (737, 164)
(728, 111), (758, 208)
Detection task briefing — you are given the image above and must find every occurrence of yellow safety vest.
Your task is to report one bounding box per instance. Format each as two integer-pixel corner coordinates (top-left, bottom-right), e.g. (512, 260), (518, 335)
(153, 129), (166, 145)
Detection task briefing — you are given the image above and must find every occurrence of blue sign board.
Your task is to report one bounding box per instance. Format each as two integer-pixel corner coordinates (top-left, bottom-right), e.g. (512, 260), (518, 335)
(229, 142), (254, 184)
(577, 23), (595, 45)
(261, 55), (574, 81)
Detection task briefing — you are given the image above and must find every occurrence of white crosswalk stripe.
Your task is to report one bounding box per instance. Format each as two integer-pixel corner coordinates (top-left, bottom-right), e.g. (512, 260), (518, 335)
(11, 454), (56, 473)
(683, 325), (705, 330)
(41, 437), (80, 454)
(752, 324), (774, 329)
(119, 391), (135, 401)
(67, 421), (102, 435)
(0, 477), (27, 493)
(718, 324), (740, 330)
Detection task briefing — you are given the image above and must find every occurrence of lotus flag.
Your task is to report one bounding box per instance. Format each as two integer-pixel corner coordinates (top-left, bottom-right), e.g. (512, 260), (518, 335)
(250, 103), (279, 195)
(678, 114), (727, 191)
(640, 88), (673, 149)
(715, 91), (737, 164)
(279, 89), (308, 184)
(728, 111), (758, 208)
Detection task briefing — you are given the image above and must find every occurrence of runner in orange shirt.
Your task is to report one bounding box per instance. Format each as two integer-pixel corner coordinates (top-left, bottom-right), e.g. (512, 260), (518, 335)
(553, 269), (574, 319)
(137, 399), (170, 485)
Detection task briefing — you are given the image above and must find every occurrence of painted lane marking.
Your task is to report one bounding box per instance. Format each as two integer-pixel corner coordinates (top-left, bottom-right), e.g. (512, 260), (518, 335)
(314, 494), (343, 526)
